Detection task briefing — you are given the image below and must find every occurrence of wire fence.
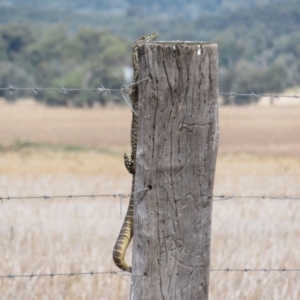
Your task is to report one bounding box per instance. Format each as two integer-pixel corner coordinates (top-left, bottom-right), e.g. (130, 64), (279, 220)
(2, 190), (299, 222)
(0, 270), (142, 284)
(1, 84), (300, 100)
(0, 188), (150, 202)
(0, 192), (299, 202)
(1, 267), (300, 282)
(219, 92), (300, 99)
(1, 192), (297, 279)
(0, 188), (150, 219)
(210, 268), (300, 272)
(214, 194), (300, 201)
(0, 80), (149, 95)
(0, 79), (150, 114)
(1, 82), (300, 286)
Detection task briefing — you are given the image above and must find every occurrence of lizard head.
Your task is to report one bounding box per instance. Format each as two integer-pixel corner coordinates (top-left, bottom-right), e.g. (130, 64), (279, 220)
(133, 32), (159, 48)
(143, 32), (159, 42)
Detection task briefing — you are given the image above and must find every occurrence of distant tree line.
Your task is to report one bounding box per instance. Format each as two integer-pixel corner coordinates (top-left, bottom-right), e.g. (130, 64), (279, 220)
(0, 0), (299, 105)
(4, 0), (287, 17)
(0, 24), (130, 106)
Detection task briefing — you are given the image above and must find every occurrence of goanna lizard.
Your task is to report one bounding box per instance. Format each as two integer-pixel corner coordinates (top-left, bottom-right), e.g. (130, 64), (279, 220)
(113, 32), (159, 272)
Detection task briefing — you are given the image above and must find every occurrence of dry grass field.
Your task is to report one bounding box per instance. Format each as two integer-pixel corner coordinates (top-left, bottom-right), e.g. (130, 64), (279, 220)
(0, 99), (299, 299)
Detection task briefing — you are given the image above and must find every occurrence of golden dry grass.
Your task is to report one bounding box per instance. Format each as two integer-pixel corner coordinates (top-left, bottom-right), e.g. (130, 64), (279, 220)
(0, 98), (131, 152)
(0, 99), (300, 299)
(220, 106), (300, 157)
(1, 98), (300, 156)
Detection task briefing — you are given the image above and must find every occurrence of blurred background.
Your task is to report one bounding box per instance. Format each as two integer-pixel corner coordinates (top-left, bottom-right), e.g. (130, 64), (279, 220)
(0, 0), (299, 105)
(0, 1), (300, 299)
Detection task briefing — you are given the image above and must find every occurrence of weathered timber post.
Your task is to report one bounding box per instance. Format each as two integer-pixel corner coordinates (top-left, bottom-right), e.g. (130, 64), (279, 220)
(131, 42), (219, 299)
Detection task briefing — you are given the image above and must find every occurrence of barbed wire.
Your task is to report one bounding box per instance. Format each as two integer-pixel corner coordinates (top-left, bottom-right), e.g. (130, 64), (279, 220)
(0, 270), (144, 284)
(1, 84), (299, 100)
(0, 79), (149, 95)
(0, 85), (118, 94)
(1, 267), (299, 281)
(210, 268), (300, 272)
(0, 188), (149, 202)
(214, 194), (300, 201)
(219, 92), (300, 99)
(0, 78), (150, 115)
(1, 192), (298, 202)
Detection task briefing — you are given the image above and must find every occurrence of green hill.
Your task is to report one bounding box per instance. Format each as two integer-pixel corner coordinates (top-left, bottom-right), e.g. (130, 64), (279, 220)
(0, 0), (298, 104)
(0, 0), (287, 16)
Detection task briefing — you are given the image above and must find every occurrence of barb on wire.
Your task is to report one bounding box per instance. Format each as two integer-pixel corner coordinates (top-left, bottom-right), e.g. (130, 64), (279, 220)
(0, 187), (149, 202)
(31, 84), (39, 94)
(0, 270), (144, 280)
(95, 85), (110, 95)
(214, 194), (300, 201)
(60, 86), (68, 94)
(211, 267), (300, 272)
(219, 91), (300, 99)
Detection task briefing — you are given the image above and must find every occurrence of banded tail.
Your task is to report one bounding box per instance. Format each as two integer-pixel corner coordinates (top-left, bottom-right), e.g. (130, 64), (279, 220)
(112, 194), (134, 272)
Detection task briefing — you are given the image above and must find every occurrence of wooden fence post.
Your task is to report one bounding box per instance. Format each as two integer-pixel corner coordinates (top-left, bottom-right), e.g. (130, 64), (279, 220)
(130, 41), (219, 299)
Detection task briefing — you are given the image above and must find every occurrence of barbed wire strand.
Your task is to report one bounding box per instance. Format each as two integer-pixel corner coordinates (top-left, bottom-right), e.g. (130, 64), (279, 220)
(211, 268), (300, 272)
(0, 187), (150, 202)
(0, 84), (120, 94)
(1, 192), (298, 202)
(0, 78), (150, 94)
(1, 84), (300, 100)
(1, 267), (299, 280)
(219, 92), (300, 99)
(214, 195), (300, 201)
(0, 78), (150, 115)
(0, 270), (144, 283)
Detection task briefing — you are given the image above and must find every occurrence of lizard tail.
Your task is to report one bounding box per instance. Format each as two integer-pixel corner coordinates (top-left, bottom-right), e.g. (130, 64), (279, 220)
(112, 196), (134, 272)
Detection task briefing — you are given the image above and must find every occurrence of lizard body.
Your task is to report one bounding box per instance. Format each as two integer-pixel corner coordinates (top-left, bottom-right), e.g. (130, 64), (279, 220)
(113, 33), (158, 272)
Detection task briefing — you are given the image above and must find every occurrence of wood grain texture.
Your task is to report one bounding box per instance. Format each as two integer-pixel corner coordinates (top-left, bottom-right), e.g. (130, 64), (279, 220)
(130, 42), (219, 300)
